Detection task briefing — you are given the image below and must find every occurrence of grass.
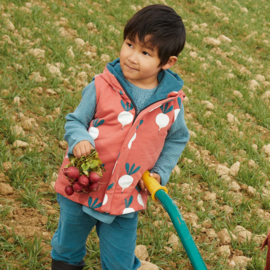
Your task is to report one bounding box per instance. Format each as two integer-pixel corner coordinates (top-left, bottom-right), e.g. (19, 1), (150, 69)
(0, 0), (269, 269)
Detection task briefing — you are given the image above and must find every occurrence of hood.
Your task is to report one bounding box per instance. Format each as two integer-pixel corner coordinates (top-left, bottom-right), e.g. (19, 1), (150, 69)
(105, 58), (184, 106)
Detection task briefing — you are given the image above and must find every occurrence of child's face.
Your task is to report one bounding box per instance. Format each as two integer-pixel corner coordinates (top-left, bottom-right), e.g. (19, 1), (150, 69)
(120, 35), (163, 89)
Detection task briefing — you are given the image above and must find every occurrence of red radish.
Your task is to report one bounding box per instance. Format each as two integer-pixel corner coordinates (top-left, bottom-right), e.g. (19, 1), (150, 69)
(66, 166), (80, 180)
(89, 182), (99, 191)
(73, 182), (83, 193)
(89, 172), (101, 183)
(65, 185), (74, 196)
(68, 178), (77, 184)
(82, 186), (91, 194)
(78, 175), (90, 187)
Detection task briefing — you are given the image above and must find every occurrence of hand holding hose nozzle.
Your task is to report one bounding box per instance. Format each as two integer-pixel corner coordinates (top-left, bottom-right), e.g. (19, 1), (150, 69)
(142, 171), (208, 270)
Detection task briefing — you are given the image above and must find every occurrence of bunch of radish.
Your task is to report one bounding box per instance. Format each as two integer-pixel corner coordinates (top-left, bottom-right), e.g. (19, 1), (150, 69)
(63, 150), (105, 196)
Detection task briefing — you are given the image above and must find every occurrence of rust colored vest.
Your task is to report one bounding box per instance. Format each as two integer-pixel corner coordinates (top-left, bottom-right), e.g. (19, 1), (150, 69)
(55, 67), (185, 215)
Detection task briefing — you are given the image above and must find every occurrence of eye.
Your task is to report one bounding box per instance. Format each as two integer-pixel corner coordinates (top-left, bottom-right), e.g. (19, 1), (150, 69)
(127, 42), (133, 48)
(143, 51), (150, 56)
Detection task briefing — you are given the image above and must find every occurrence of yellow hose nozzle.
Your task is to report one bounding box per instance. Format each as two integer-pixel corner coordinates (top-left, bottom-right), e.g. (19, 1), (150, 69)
(142, 171), (168, 201)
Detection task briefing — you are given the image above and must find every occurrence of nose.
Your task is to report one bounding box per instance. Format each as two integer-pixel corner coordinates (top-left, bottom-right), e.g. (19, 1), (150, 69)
(128, 51), (138, 64)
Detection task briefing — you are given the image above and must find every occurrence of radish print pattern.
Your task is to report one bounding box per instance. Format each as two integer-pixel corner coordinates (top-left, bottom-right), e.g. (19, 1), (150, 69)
(89, 119), (105, 140)
(156, 102), (173, 131)
(88, 197), (102, 209)
(118, 163), (141, 192)
(122, 195), (135, 214)
(118, 100), (134, 129)
(128, 120), (143, 149)
(102, 183), (114, 206)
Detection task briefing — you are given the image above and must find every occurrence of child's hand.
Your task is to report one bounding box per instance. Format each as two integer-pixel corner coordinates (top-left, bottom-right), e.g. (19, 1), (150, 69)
(138, 173), (161, 195)
(73, 140), (94, 158)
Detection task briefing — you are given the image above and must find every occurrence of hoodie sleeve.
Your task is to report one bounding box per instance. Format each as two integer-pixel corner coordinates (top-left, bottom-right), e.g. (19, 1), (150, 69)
(150, 104), (190, 186)
(64, 81), (96, 157)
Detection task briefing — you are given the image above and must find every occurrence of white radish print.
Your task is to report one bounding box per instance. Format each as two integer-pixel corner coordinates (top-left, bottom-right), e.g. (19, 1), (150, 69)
(89, 119), (104, 140)
(156, 102), (173, 131)
(174, 97), (182, 122)
(122, 196), (135, 214)
(102, 194), (108, 205)
(118, 100), (134, 129)
(137, 194), (144, 207)
(118, 163), (141, 192)
(127, 120), (143, 149)
(102, 183), (114, 206)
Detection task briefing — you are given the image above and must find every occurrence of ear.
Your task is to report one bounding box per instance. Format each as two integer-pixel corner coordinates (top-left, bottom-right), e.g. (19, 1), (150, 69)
(161, 56), (178, 70)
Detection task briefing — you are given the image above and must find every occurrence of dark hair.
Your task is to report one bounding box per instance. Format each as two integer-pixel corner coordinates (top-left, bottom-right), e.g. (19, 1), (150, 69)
(124, 4), (186, 67)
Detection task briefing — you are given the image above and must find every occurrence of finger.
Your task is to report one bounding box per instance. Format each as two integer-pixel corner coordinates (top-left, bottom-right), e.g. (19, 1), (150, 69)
(84, 144), (90, 156)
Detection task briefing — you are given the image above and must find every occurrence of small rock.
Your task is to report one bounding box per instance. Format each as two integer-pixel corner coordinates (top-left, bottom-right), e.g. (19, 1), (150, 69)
(29, 48), (45, 59)
(247, 186), (256, 197)
(229, 162), (240, 177)
(233, 225), (252, 244)
(172, 165), (180, 174)
(47, 210), (58, 215)
(167, 234), (179, 249)
(233, 91), (243, 98)
(0, 183), (14, 195)
(201, 100), (214, 110)
(189, 130), (197, 138)
(262, 91), (270, 99)
(11, 125), (25, 136)
(218, 35), (232, 43)
(203, 192), (217, 201)
(138, 261), (159, 270)
(5, 19), (15, 31)
(135, 245), (149, 261)
(249, 80), (260, 91)
(183, 212), (198, 224)
(252, 144), (258, 151)
(13, 140), (29, 149)
(217, 228), (236, 244)
(248, 160), (256, 168)
(217, 245), (231, 257)
(204, 111), (212, 118)
(253, 234), (266, 245)
(3, 162), (12, 171)
(100, 54), (110, 62)
(29, 72), (47, 82)
(203, 37), (221, 46)
(74, 38), (85, 47)
(46, 89), (57, 96)
(59, 141), (68, 150)
(232, 256), (252, 267)
(255, 74), (265, 82)
(46, 64), (61, 77)
(262, 145), (270, 156)
(241, 7), (248, 13)
(220, 205), (233, 214)
(67, 46), (75, 59)
(206, 229), (217, 239)
(180, 183), (192, 194)
(227, 113), (240, 125)
(189, 51), (198, 59)
(87, 22), (96, 30)
(229, 181), (241, 192)
(216, 164), (230, 176)
(164, 246), (172, 254)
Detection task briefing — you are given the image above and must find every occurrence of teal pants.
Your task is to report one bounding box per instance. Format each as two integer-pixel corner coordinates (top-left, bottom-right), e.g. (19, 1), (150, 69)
(51, 194), (141, 270)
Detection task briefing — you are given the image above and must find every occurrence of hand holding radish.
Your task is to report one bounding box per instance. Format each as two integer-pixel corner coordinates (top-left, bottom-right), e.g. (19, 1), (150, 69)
(138, 173), (161, 195)
(73, 140), (94, 158)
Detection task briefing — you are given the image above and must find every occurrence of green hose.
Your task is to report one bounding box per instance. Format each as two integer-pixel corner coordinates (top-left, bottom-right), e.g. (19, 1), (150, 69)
(155, 189), (207, 270)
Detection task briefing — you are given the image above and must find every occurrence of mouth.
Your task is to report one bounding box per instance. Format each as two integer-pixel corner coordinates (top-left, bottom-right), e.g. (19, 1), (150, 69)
(125, 64), (138, 71)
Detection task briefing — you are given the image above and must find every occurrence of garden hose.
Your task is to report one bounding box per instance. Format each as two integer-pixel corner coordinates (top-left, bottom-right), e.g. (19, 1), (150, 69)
(142, 171), (207, 270)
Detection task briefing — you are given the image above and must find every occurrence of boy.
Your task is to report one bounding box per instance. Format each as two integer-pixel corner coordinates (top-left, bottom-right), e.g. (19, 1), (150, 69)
(51, 4), (189, 270)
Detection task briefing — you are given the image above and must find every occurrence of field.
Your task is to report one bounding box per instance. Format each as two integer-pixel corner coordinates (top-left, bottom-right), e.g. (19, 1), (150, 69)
(0, 0), (270, 269)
